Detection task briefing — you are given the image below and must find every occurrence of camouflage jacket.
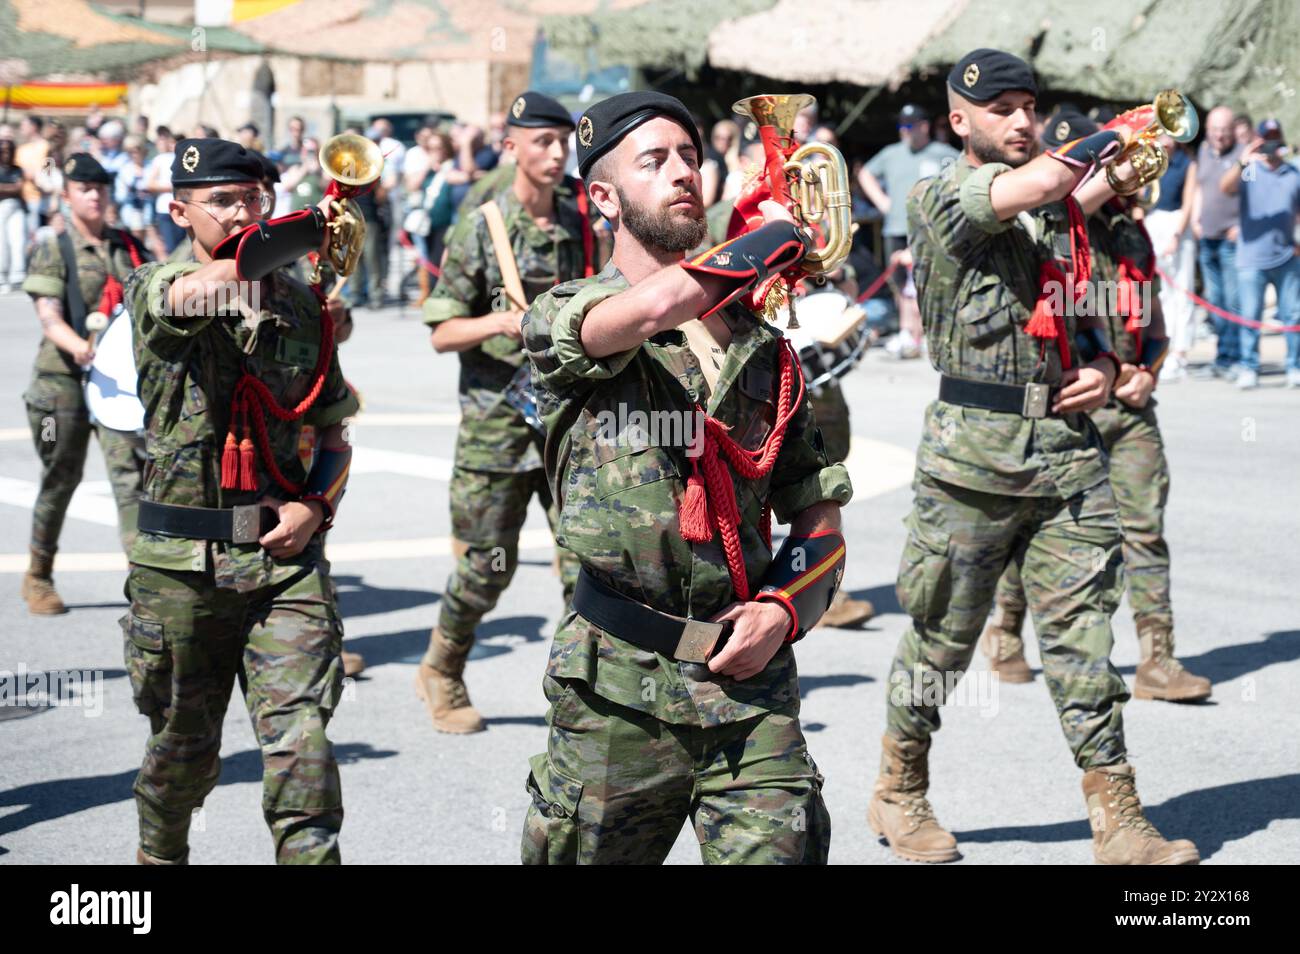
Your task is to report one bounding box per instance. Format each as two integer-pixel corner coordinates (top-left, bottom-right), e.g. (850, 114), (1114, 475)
(424, 175), (602, 473)
(125, 257), (359, 590)
(522, 260), (853, 727)
(1087, 205), (1166, 367)
(22, 227), (143, 377)
(907, 157), (1108, 499)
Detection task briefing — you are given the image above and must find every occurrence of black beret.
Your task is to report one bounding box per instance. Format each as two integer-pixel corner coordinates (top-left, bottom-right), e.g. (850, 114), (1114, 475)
(506, 90), (574, 130)
(62, 152), (111, 185)
(576, 91), (703, 179)
(1041, 108), (1098, 148)
(171, 137), (263, 188)
(948, 48), (1038, 102)
(251, 149), (280, 184)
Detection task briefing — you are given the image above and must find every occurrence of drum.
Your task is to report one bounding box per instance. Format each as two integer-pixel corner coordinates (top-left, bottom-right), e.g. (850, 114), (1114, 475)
(85, 305), (146, 432)
(777, 288), (872, 392)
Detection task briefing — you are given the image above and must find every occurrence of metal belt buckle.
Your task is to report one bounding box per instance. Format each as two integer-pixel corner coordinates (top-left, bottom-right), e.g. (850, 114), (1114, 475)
(231, 504), (262, 545)
(675, 619), (727, 664)
(1022, 382), (1050, 419)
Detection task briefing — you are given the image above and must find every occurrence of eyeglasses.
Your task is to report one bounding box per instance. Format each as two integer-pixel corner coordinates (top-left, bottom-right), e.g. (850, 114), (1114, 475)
(182, 189), (272, 217)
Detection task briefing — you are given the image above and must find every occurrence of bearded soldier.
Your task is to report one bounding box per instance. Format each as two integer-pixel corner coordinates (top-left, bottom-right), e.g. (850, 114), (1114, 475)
(868, 50), (1199, 865)
(521, 91), (852, 864)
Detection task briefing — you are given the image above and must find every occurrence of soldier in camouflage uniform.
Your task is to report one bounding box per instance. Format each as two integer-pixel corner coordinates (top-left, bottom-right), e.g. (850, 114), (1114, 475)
(416, 92), (604, 734)
(122, 138), (358, 864)
(982, 112), (1211, 703)
(521, 92), (853, 864)
(869, 50), (1199, 865)
(20, 153), (149, 615)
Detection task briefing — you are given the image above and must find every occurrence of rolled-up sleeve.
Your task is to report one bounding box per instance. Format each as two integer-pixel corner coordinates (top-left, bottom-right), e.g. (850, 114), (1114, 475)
(524, 282), (639, 396)
(957, 161), (1014, 235)
(21, 239), (65, 299)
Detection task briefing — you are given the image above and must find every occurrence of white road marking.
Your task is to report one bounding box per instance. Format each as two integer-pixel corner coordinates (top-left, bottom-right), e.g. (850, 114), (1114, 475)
(0, 427), (30, 442)
(0, 432), (918, 573)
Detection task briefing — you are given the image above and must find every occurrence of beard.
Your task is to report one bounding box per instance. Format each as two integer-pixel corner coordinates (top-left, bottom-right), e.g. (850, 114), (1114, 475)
(617, 184), (708, 253)
(969, 125), (1035, 168)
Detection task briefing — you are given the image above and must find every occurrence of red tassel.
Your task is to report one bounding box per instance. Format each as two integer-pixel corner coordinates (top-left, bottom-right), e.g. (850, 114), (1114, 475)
(239, 437), (258, 491)
(1025, 298), (1059, 339)
(221, 432), (240, 489)
(678, 460), (712, 543)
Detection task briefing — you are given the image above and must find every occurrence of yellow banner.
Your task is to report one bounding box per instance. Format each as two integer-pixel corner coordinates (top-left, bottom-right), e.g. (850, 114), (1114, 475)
(2, 83), (128, 109)
(232, 0), (300, 22)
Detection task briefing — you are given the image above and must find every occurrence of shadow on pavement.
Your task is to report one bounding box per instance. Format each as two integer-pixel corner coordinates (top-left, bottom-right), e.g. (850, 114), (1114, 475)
(334, 574), (438, 619)
(952, 773), (1300, 860)
(0, 742), (397, 842)
(800, 673), (875, 697)
(345, 616), (551, 668)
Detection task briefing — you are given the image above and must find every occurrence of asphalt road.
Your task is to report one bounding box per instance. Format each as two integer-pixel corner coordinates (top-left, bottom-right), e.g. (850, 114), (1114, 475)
(1, 288), (1296, 865)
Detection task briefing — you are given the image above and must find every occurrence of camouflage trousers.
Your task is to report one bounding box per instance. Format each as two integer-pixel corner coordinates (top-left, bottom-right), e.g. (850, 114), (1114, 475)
(24, 370), (144, 554)
(809, 379), (851, 465)
(426, 465), (579, 657)
(889, 470), (1129, 769)
(123, 551), (345, 864)
(522, 677), (829, 865)
(995, 402), (1172, 631)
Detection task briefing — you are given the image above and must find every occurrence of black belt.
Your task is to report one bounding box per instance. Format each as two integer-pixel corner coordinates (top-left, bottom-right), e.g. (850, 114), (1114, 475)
(572, 568), (733, 665)
(138, 500), (279, 545)
(939, 374), (1057, 419)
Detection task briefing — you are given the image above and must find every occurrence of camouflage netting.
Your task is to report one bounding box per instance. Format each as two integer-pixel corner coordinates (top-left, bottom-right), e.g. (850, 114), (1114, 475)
(915, 0), (1300, 129)
(0, 0), (264, 80)
(543, 0), (777, 79)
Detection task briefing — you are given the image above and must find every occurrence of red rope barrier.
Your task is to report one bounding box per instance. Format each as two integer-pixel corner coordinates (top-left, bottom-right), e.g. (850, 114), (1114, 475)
(855, 259), (899, 303)
(1156, 266), (1300, 333)
(397, 229), (442, 279)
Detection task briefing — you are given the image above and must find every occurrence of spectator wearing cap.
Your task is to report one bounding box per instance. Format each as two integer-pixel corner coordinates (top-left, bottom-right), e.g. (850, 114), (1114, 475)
(1220, 119), (1300, 389)
(1189, 106), (1244, 378)
(1144, 133), (1199, 382)
(858, 103), (960, 358)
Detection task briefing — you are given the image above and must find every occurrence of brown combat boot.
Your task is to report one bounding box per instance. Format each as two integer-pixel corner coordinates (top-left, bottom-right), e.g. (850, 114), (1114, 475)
(979, 602), (1032, 683)
(817, 590), (875, 629)
(415, 627), (485, 734)
(342, 651), (366, 678)
(1134, 621), (1211, 702)
(867, 735), (960, 863)
(22, 548), (67, 616)
(1082, 763), (1199, 865)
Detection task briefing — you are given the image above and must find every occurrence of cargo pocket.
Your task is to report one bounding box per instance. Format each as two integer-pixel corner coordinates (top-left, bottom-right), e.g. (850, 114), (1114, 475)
(956, 270), (1021, 346)
(122, 613), (172, 720)
(521, 751), (585, 865)
(895, 518), (953, 625)
(595, 444), (680, 500)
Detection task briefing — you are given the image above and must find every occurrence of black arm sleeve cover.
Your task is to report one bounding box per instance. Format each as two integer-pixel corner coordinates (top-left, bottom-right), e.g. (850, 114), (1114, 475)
(680, 221), (812, 318)
(755, 529), (847, 642)
(213, 206), (328, 282)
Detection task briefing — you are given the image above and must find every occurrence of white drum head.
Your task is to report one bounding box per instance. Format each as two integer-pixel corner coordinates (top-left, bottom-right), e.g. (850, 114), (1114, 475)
(86, 310), (145, 432)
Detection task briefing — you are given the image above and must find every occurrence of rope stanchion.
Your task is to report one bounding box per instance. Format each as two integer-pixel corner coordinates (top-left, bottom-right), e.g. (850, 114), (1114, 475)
(1156, 266), (1300, 333)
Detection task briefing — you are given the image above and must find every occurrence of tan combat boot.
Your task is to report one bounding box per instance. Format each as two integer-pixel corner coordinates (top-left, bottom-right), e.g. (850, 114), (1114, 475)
(415, 627), (485, 734)
(22, 548), (67, 616)
(342, 651), (366, 678)
(867, 735), (960, 863)
(979, 602), (1032, 683)
(1134, 621), (1211, 702)
(817, 590), (875, 629)
(1082, 763), (1199, 865)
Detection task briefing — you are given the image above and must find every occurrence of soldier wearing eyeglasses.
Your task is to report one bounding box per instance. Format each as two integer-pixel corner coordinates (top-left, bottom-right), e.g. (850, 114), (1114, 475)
(20, 152), (151, 615)
(121, 138), (358, 864)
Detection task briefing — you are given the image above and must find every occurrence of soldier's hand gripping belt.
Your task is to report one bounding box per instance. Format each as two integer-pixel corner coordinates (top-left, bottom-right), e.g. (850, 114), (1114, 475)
(1047, 128), (1125, 175)
(213, 206), (328, 282)
(754, 529), (847, 642)
(300, 445), (351, 531)
(1074, 326), (1123, 378)
(681, 221), (813, 318)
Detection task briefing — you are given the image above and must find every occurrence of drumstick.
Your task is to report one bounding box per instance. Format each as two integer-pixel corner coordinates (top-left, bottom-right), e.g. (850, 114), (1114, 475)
(84, 311), (109, 352)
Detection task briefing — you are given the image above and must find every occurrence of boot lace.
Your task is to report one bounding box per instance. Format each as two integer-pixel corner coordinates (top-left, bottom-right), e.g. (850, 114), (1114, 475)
(1108, 773), (1159, 836)
(1148, 629), (1188, 675)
